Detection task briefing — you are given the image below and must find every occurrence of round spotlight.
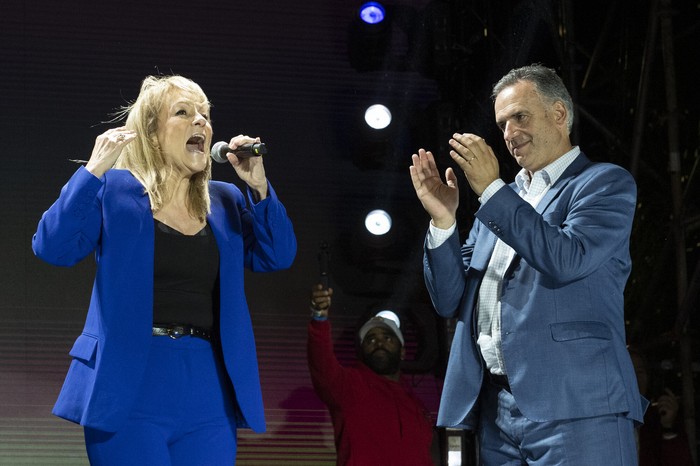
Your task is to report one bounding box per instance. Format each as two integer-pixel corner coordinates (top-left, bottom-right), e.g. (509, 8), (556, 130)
(365, 209), (392, 236)
(364, 104), (392, 129)
(359, 2), (386, 24)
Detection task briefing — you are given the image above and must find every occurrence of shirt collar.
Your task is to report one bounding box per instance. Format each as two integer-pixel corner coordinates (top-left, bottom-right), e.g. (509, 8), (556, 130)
(515, 146), (581, 192)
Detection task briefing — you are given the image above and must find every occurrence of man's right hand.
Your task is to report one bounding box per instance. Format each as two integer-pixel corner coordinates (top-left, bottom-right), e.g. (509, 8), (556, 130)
(409, 149), (458, 230)
(310, 284), (333, 319)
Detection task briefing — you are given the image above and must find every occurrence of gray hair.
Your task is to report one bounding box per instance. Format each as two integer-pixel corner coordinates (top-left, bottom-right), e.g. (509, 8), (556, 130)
(491, 64), (574, 133)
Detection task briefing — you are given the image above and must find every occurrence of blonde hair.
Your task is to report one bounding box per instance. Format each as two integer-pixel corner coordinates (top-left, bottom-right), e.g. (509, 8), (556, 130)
(114, 75), (212, 221)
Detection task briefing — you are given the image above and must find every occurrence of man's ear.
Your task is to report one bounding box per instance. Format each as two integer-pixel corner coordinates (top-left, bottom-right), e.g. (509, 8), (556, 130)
(552, 100), (568, 129)
(400, 346), (406, 361)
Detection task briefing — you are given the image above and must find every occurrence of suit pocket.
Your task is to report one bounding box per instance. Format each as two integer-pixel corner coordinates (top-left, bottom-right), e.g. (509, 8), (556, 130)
(68, 333), (98, 365)
(550, 321), (612, 341)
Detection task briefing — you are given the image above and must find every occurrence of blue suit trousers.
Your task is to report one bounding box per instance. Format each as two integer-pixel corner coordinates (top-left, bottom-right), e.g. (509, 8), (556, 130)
(84, 336), (238, 466)
(478, 383), (638, 465)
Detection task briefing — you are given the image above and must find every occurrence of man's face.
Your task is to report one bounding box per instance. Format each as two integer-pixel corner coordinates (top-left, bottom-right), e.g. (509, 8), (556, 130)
(360, 327), (403, 375)
(494, 80), (568, 173)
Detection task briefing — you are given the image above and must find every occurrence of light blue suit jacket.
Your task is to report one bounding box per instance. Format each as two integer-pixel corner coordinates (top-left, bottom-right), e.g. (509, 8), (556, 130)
(424, 153), (646, 428)
(33, 167), (297, 432)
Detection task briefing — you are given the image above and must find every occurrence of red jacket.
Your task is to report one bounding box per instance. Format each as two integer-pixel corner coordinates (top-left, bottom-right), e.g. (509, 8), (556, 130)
(307, 319), (434, 466)
(638, 405), (693, 466)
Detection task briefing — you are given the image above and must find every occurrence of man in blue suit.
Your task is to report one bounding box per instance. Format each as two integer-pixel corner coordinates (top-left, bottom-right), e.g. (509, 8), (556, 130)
(409, 64), (646, 465)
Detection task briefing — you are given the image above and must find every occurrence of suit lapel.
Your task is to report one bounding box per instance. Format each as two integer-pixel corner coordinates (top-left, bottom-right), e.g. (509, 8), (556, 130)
(535, 152), (593, 215)
(472, 225), (498, 270)
(472, 153), (593, 271)
(115, 169), (152, 225)
(206, 186), (231, 252)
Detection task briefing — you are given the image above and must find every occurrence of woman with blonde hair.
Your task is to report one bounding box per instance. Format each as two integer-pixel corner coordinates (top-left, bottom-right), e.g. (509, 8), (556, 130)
(33, 75), (297, 465)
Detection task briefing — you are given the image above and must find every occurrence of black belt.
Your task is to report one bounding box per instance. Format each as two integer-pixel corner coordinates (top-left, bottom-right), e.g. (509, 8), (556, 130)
(487, 372), (511, 393)
(152, 324), (213, 342)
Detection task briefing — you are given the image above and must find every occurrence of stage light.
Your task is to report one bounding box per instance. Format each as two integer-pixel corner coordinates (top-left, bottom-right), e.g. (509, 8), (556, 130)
(359, 2), (386, 24)
(365, 209), (392, 235)
(364, 104), (392, 129)
(347, 3), (391, 72)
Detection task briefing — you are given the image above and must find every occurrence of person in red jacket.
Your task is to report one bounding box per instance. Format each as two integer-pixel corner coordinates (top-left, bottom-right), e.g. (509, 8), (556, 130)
(307, 284), (435, 465)
(629, 348), (694, 466)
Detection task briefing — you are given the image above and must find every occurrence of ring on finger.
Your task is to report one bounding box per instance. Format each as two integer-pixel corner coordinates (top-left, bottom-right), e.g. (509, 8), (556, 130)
(116, 134), (125, 142)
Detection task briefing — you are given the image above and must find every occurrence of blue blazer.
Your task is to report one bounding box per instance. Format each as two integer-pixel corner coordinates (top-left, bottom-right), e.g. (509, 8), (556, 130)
(424, 153), (646, 428)
(32, 167), (297, 433)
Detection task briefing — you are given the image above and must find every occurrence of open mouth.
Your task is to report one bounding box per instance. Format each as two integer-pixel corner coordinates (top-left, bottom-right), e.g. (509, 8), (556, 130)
(186, 134), (206, 153)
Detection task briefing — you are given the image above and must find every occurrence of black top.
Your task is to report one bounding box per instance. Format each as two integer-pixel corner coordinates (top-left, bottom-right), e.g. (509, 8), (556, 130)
(153, 219), (219, 328)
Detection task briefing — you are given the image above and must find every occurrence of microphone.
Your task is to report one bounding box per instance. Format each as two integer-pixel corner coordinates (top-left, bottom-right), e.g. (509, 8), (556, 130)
(318, 241), (330, 290)
(210, 140), (267, 163)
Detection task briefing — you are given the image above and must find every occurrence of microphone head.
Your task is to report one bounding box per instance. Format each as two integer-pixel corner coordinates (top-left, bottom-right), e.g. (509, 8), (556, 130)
(211, 141), (231, 163)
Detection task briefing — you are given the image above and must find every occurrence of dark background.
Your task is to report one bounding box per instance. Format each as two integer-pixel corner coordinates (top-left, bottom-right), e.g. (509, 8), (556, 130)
(2, 0), (698, 463)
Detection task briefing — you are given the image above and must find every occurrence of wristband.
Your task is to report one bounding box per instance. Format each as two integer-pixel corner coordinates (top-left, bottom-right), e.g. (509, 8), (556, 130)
(661, 427), (678, 440)
(310, 307), (327, 321)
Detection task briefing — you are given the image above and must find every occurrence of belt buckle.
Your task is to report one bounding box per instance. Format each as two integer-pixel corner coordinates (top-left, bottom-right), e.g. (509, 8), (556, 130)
(168, 325), (188, 339)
